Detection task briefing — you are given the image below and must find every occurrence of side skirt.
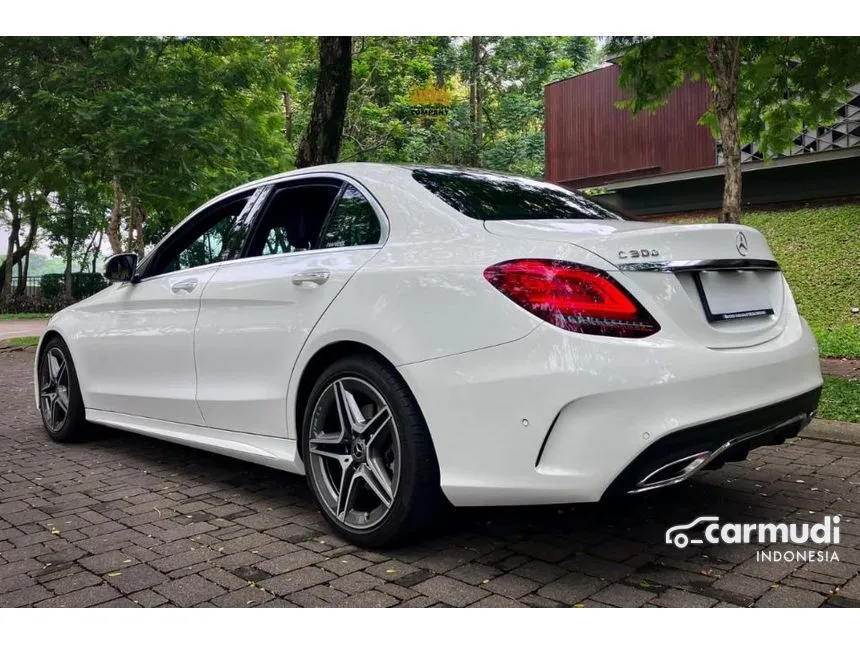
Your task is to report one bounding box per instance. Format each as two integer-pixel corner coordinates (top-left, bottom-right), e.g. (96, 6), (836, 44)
(85, 409), (305, 475)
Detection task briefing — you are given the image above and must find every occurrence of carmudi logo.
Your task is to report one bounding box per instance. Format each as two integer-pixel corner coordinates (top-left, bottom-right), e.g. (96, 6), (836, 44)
(666, 515), (842, 563)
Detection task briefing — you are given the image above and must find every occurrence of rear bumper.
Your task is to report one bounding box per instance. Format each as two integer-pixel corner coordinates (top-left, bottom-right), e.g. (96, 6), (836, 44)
(601, 387), (820, 498)
(399, 314), (823, 507)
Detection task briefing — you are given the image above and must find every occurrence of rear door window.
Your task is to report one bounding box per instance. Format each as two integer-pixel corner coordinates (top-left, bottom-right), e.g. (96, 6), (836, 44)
(245, 182), (343, 257)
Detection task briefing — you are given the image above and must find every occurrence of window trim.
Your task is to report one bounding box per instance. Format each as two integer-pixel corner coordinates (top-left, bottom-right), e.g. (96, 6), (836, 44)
(240, 177), (345, 259)
(240, 172), (389, 261)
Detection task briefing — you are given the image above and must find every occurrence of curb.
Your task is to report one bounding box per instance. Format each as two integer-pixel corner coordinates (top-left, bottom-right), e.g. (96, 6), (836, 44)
(801, 418), (860, 446)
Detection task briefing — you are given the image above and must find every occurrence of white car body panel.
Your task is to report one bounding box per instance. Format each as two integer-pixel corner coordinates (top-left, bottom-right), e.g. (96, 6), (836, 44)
(399, 298), (820, 506)
(194, 247), (380, 436)
(35, 162), (823, 507)
(86, 409), (301, 473)
(57, 264), (219, 425)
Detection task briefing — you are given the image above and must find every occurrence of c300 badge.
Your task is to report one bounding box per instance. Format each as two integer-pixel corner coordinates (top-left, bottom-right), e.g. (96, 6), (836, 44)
(617, 249), (660, 259)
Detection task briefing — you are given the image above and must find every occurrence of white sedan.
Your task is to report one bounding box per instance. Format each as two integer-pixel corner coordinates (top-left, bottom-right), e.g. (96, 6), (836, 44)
(34, 164), (823, 546)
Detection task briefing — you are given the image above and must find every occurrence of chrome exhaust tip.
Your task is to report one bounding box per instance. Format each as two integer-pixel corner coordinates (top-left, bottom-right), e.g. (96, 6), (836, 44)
(626, 412), (811, 495)
(630, 450), (713, 494)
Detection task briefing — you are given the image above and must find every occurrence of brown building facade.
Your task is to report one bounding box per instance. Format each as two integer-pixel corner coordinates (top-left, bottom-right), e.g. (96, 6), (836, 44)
(545, 64), (860, 215)
(545, 65), (715, 189)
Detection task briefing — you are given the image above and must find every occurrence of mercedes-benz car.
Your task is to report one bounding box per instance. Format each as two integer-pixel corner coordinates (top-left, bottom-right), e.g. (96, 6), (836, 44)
(34, 163), (823, 546)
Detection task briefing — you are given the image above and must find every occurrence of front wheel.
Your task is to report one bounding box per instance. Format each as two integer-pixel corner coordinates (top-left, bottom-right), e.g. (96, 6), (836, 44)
(37, 336), (89, 442)
(301, 355), (442, 547)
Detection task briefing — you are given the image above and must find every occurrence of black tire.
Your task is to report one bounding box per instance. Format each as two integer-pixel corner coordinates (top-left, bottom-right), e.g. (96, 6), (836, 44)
(37, 336), (90, 443)
(301, 354), (443, 547)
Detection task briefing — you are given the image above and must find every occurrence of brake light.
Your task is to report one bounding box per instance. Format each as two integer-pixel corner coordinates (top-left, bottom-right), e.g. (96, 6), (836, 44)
(483, 259), (660, 338)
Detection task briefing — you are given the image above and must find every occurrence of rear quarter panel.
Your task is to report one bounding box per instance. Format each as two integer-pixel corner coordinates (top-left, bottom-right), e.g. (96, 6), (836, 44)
(291, 228), (620, 439)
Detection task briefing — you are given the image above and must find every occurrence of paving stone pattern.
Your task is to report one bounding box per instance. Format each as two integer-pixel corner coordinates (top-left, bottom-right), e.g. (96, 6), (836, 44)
(3, 350), (860, 607)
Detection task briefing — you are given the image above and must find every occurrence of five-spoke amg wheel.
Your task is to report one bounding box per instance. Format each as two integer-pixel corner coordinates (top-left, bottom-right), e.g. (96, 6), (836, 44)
(37, 337), (88, 442)
(302, 355), (441, 547)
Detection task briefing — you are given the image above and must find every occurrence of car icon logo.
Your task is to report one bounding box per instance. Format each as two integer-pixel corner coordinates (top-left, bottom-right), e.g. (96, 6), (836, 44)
(665, 516), (720, 549)
(736, 232), (749, 256)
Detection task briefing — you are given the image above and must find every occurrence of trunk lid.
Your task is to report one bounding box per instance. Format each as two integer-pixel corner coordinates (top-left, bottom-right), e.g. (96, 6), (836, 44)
(484, 219), (789, 349)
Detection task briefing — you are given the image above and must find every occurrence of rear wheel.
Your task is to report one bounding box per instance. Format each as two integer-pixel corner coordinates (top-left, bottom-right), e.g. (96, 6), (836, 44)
(38, 337), (89, 442)
(301, 355), (442, 547)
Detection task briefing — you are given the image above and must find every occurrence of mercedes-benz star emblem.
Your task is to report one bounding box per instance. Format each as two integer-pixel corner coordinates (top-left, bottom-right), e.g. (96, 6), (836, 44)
(736, 231), (749, 256)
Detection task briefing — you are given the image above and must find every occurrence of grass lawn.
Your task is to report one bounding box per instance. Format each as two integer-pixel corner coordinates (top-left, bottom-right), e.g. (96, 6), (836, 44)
(0, 313), (51, 320)
(819, 376), (860, 424)
(672, 204), (860, 358)
(4, 336), (40, 347)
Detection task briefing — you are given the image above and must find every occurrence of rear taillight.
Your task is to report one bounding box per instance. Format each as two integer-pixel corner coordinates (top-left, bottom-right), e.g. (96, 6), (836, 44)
(483, 259), (660, 338)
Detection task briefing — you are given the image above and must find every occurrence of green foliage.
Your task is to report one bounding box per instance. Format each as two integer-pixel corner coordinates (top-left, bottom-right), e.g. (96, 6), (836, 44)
(819, 377), (860, 424)
(40, 273), (107, 300)
(610, 37), (860, 159)
(71, 273), (109, 299)
(1, 36), (294, 257)
(336, 36), (595, 176)
(671, 204), (860, 358)
(2, 35), (599, 287)
(0, 313), (51, 320)
(39, 274), (65, 300)
(0, 292), (76, 315)
(743, 206), (860, 358)
(4, 336), (39, 347)
(475, 37), (596, 176)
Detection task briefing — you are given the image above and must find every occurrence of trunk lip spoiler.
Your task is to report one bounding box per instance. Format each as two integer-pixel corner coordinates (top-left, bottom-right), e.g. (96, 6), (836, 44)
(616, 259), (780, 273)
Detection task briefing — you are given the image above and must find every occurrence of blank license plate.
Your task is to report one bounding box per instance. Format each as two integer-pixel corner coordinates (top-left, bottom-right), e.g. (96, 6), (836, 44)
(697, 271), (773, 321)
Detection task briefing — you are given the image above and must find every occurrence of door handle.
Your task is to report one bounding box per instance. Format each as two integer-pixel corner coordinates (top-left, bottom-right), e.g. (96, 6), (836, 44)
(170, 278), (199, 294)
(292, 269), (330, 286)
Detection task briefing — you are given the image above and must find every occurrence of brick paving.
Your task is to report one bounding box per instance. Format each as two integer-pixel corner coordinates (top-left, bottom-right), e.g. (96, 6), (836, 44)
(2, 348), (860, 608)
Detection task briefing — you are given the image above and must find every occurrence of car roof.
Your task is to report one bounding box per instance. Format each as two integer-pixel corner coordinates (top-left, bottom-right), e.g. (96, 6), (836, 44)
(227, 162), (542, 195)
(228, 162), (410, 193)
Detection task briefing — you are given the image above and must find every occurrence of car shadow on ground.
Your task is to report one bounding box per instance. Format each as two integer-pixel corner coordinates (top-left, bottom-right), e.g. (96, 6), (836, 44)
(83, 423), (785, 554)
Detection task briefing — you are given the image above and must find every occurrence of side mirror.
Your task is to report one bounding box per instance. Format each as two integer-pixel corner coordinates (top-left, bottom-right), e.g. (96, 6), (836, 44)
(104, 253), (139, 283)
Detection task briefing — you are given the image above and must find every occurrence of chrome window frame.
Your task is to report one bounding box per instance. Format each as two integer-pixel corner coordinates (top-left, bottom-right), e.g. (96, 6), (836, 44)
(242, 172), (390, 260)
(131, 171), (391, 283)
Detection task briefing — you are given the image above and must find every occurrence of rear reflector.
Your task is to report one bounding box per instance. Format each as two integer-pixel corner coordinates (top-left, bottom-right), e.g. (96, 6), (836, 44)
(483, 259), (660, 338)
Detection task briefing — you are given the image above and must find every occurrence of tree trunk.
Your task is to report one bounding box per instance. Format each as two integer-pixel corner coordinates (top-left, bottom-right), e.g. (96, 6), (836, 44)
(706, 37), (743, 224)
(133, 201), (146, 258)
(64, 206), (75, 298)
(295, 37), (353, 168)
(0, 196), (39, 305)
(20, 209), (39, 273)
(2, 205), (21, 303)
(127, 195), (135, 253)
(282, 91), (293, 142)
(16, 251), (29, 296)
(432, 36), (451, 90)
(476, 79), (484, 166)
(108, 176), (124, 255)
(468, 37), (484, 167)
(15, 239), (23, 290)
(91, 229), (104, 273)
(468, 37), (478, 165)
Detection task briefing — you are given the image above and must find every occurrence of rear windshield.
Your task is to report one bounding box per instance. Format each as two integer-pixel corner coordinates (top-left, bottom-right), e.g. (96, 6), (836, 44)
(412, 168), (622, 221)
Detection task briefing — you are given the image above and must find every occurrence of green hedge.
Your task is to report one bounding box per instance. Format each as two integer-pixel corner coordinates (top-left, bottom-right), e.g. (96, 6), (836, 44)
(40, 272), (108, 300)
(0, 293), (76, 314)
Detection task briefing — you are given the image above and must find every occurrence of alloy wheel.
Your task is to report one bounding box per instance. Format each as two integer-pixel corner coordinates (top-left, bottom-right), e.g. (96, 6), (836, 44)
(307, 376), (401, 530)
(39, 347), (70, 433)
